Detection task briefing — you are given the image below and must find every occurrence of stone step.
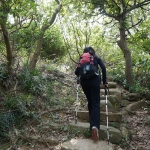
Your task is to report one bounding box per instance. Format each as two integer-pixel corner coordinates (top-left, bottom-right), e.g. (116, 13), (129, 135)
(84, 99), (117, 112)
(101, 122), (120, 129)
(61, 138), (114, 150)
(101, 95), (121, 108)
(77, 111), (122, 122)
(100, 100), (116, 112)
(100, 88), (122, 99)
(69, 122), (122, 144)
(100, 82), (117, 89)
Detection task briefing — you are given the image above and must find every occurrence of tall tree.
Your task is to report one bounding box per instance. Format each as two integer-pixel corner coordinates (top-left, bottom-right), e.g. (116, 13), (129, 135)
(73, 0), (150, 85)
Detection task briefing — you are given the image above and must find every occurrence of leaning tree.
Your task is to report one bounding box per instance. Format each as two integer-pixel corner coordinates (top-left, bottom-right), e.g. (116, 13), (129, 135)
(29, 0), (62, 70)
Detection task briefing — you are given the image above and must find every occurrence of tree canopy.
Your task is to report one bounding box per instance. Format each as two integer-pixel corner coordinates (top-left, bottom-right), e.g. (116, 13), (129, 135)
(0, 0), (150, 88)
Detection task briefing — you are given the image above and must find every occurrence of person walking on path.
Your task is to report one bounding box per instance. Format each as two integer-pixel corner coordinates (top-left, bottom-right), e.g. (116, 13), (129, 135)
(75, 46), (108, 141)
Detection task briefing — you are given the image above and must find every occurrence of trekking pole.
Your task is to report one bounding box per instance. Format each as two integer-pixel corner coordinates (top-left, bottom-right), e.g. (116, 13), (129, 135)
(75, 77), (80, 124)
(105, 86), (110, 145)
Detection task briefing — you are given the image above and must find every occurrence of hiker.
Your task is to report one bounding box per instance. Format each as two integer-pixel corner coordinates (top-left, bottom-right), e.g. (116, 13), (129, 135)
(75, 46), (108, 141)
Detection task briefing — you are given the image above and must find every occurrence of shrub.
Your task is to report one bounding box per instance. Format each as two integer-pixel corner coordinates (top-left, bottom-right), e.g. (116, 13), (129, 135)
(0, 93), (36, 141)
(20, 68), (53, 97)
(0, 112), (16, 142)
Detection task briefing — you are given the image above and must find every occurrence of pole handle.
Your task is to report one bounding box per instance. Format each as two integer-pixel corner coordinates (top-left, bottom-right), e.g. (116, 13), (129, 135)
(104, 86), (109, 95)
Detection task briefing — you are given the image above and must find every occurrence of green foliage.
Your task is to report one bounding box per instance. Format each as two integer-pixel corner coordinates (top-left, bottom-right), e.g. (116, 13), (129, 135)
(15, 22), (38, 53)
(0, 63), (7, 80)
(58, 94), (74, 108)
(107, 46), (150, 94)
(5, 93), (35, 117)
(16, 24), (66, 61)
(41, 26), (66, 60)
(0, 112), (16, 142)
(68, 128), (80, 138)
(20, 68), (40, 94)
(110, 66), (149, 94)
(0, 63), (18, 90)
(143, 100), (150, 113)
(0, 0), (37, 23)
(132, 53), (150, 89)
(106, 47), (125, 84)
(128, 21), (150, 54)
(83, 128), (91, 138)
(145, 117), (150, 127)
(128, 82), (149, 94)
(0, 93), (35, 141)
(20, 68), (53, 97)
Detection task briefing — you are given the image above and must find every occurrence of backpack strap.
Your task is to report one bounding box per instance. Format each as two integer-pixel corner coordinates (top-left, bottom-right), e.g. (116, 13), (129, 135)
(89, 55), (94, 65)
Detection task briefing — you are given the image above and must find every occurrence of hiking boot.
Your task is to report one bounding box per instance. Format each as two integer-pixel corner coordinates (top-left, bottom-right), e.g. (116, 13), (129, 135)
(91, 126), (99, 141)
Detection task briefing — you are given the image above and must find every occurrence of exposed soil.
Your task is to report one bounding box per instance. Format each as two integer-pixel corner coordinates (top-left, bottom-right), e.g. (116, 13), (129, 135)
(121, 110), (150, 150)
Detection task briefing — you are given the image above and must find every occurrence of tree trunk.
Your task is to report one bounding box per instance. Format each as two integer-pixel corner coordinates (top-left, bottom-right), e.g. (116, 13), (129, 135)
(117, 19), (133, 85)
(28, 31), (45, 70)
(28, 0), (62, 71)
(1, 23), (13, 75)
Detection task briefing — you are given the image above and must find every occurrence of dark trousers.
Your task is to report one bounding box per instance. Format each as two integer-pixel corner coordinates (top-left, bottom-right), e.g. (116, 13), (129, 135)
(80, 76), (100, 130)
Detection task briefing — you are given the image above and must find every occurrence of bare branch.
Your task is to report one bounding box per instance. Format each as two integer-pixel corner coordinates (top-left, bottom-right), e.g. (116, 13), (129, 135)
(103, 9), (118, 20)
(126, 0), (150, 13)
(9, 16), (34, 35)
(58, 15), (79, 64)
(121, 0), (126, 8)
(71, 23), (80, 53)
(49, 0), (62, 25)
(134, 0), (136, 5)
(103, 18), (114, 26)
(126, 28), (132, 35)
(127, 18), (143, 30)
(42, 0), (62, 31)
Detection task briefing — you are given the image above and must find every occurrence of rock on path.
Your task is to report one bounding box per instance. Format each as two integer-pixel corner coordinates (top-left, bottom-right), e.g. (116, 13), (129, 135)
(61, 138), (114, 150)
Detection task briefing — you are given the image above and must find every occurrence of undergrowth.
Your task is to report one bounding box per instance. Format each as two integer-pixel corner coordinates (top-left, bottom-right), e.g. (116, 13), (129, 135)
(0, 93), (36, 142)
(0, 66), (75, 142)
(108, 67), (150, 112)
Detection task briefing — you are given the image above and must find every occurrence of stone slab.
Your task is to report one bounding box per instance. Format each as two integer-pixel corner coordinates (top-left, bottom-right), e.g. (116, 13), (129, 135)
(100, 89), (122, 99)
(100, 95), (121, 108)
(100, 100), (116, 112)
(61, 138), (114, 150)
(69, 122), (122, 143)
(100, 82), (117, 89)
(77, 111), (122, 122)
